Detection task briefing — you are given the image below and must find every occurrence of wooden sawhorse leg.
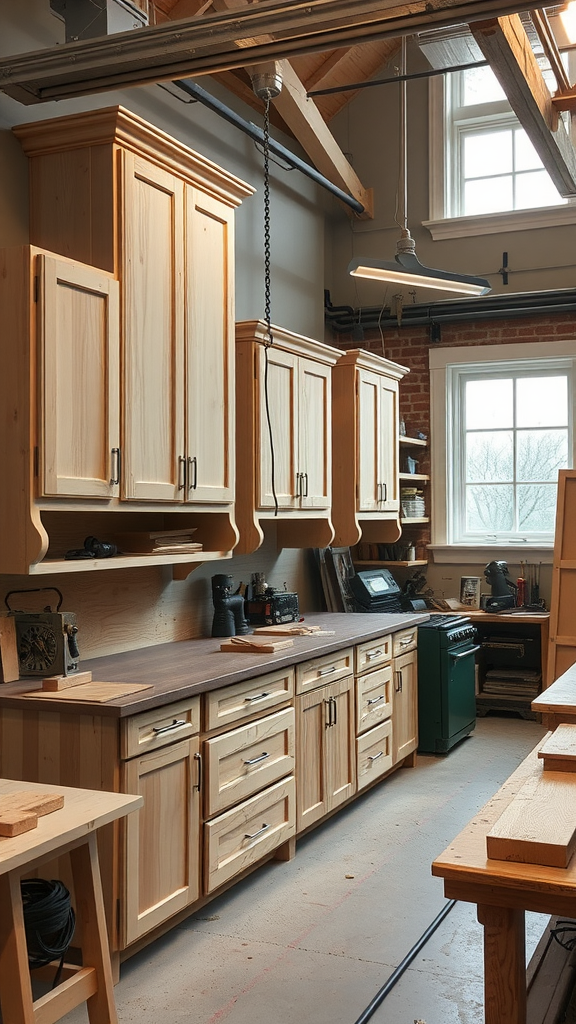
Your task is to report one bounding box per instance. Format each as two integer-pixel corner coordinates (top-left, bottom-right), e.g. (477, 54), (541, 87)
(478, 903), (526, 1024)
(0, 833), (118, 1024)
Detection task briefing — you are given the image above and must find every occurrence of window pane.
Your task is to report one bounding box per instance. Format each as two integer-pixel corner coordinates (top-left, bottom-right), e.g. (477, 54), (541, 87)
(465, 378), (513, 429)
(517, 483), (558, 531)
(464, 175), (513, 214)
(466, 484), (514, 531)
(515, 170), (565, 209)
(462, 66), (506, 105)
(514, 129), (542, 171)
(516, 376), (568, 426)
(464, 131), (512, 177)
(517, 429), (568, 481)
(467, 431), (513, 481)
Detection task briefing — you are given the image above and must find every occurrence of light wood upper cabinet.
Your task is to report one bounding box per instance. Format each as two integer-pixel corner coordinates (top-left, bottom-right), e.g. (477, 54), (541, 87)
(332, 349), (408, 548)
(235, 320), (340, 553)
(38, 254), (120, 500)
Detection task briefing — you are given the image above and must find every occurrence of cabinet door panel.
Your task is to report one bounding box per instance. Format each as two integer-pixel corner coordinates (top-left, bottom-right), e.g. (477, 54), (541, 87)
(393, 649), (418, 764)
(256, 347), (298, 509)
(39, 255), (119, 498)
(357, 369), (380, 511)
(326, 676), (356, 809)
(378, 376), (400, 511)
(296, 687), (328, 832)
(298, 357), (331, 509)
(122, 737), (200, 946)
(185, 188), (234, 503)
(122, 153), (185, 501)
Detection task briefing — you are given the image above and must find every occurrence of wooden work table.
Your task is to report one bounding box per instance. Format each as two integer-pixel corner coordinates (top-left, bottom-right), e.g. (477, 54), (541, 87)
(432, 742), (575, 1024)
(532, 661), (576, 728)
(0, 611), (429, 717)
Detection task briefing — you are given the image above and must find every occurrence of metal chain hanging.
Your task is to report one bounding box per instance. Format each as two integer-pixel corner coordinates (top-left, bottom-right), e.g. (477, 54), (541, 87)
(261, 92), (279, 513)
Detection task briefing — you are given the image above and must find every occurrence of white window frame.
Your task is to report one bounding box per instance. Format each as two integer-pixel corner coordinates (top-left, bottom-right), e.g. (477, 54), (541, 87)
(429, 339), (576, 564)
(424, 74), (576, 241)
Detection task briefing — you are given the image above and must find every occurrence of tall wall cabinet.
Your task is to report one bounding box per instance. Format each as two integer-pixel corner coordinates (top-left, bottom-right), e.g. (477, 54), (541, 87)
(7, 106), (253, 577)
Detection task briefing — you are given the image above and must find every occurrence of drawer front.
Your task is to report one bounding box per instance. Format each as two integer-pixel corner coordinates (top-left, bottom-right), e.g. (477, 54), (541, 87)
(355, 635), (392, 675)
(356, 720), (392, 791)
(204, 776), (295, 894)
(295, 648), (354, 695)
(121, 697), (201, 760)
(356, 665), (393, 734)
(204, 667), (294, 732)
(393, 627), (418, 658)
(204, 707), (295, 817)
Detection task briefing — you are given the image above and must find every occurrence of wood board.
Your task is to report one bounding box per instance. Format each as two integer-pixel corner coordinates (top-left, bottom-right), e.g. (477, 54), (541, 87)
(42, 670), (93, 691)
(0, 613), (19, 683)
(220, 637), (294, 653)
(252, 624), (336, 636)
(538, 724), (576, 773)
(0, 791), (64, 837)
(22, 681), (153, 703)
(486, 768), (576, 868)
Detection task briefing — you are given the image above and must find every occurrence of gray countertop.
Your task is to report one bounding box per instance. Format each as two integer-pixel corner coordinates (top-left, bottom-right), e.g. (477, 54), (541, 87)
(1, 611), (429, 718)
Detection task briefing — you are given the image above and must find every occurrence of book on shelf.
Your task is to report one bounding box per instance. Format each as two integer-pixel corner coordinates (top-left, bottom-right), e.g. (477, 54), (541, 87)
(114, 529), (201, 554)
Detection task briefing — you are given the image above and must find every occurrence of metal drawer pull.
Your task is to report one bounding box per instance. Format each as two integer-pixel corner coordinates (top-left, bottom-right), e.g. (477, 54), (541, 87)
(399, 634), (414, 646)
(325, 698), (333, 727)
(244, 692), (270, 702)
(331, 695), (338, 726)
(366, 650), (383, 659)
(450, 645), (481, 661)
(152, 718), (187, 735)
(110, 447), (121, 486)
(194, 751), (202, 792)
(368, 751), (384, 762)
(395, 670), (403, 693)
(244, 823), (270, 841)
(178, 455), (186, 490)
(319, 665), (337, 676)
(367, 695), (385, 705)
(243, 751), (269, 766)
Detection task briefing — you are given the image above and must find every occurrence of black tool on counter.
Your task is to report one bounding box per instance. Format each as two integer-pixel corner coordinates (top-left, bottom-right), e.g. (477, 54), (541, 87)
(5, 587), (80, 677)
(211, 575), (251, 638)
(245, 576), (299, 626)
(483, 561), (517, 611)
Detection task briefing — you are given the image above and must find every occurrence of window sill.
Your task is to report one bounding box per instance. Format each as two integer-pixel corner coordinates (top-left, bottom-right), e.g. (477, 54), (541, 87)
(428, 544), (553, 565)
(423, 205), (576, 241)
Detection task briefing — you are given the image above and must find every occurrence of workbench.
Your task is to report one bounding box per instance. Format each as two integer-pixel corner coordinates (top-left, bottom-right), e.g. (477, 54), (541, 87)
(432, 742), (575, 1024)
(0, 778), (142, 1024)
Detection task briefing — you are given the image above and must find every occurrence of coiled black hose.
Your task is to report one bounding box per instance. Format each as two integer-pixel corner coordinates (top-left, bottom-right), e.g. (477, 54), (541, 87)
(21, 878), (76, 988)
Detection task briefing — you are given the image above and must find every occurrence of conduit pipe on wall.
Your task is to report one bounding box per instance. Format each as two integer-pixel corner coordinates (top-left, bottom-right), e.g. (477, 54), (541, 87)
(172, 79), (365, 215)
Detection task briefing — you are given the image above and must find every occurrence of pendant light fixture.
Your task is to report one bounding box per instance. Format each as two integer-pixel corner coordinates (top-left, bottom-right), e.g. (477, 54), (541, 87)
(348, 39), (491, 297)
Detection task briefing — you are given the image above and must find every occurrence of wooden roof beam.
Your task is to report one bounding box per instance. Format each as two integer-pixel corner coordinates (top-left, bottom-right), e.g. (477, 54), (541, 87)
(471, 14), (576, 196)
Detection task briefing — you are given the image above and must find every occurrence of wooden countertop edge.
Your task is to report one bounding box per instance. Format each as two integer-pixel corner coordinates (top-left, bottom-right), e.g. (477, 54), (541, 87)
(0, 612), (429, 718)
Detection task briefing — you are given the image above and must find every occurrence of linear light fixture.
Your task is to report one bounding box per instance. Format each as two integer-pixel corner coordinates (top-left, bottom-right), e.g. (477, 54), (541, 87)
(349, 39), (491, 298)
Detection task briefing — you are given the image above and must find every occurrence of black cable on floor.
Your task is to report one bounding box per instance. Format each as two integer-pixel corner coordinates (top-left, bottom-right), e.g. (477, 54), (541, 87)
(352, 899), (458, 1024)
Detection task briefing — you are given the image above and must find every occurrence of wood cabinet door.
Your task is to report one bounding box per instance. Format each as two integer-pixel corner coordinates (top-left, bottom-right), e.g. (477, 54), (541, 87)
(185, 188), (234, 503)
(297, 355), (331, 509)
(392, 649), (418, 764)
(378, 375), (400, 512)
(357, 367), (381, 512)
(121, 736), (200, 947)
(121, 153), (185, 501)
(256, 345), (299, 510)
(325, 674), (356, 811)
(38, 254), (120, 498)
(296, 675), (355, 832)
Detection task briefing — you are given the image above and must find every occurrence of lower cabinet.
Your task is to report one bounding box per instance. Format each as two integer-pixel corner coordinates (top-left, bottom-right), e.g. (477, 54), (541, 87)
(296, 673), (356, 833)
(392, 630), (419, 764)
(357, 719), (393, 791)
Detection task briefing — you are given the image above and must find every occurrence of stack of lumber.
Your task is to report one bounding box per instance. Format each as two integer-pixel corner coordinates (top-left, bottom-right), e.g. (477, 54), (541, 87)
(0, 791), (64, 837)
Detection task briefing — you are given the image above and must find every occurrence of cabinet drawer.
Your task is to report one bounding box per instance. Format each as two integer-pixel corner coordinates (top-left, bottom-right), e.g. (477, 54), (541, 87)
(204, 707), (295, 817)
(295, 648), (353, 695)
(356, 665), (393, 734)
(356, 720), (392, 791)
(355, 635), (392, 675)
(121, 697), (201, 760)
(204, 667), (294, 732)
(392, 627), (418, 657)
(204, 776), (296, 894)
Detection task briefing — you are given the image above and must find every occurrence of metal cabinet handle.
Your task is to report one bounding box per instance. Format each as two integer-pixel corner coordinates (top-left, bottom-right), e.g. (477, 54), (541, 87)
(188, 455), (198, 491)
(178, 455), (186, 490)
(331, 695), (338, 726)
(302, 472), (309, 497)
(244, 692), (270, 702)
(450, 644), (481, 661)
(319, 665), (336, 677)
(367, 695), (385, 706)
(366, 650), (383, 660)
(381, 481), (387, 502)
(243, 751), (269, 766)
(152, 718), (187, 735)
(244, 823), (270, 841)
(110, 447), (121, 486)
(368, 751), (384, 762)
(395, 670), (403, 693)
(399, 634), (414, 646)
(194, 751), (202, 792)
(295, 472), (302, 498)
(325, 698), (332, 728)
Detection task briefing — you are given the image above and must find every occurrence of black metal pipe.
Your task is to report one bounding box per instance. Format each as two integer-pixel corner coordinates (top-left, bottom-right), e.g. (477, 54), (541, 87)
(308, 59), (489, 98)
(172, 79), (365, 215)
(352, 899), (457, 1024)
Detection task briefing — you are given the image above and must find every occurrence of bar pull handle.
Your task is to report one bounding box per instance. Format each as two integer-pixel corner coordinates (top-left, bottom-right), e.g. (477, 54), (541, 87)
(152, 718), (187, 735)
(244, 692), (271, 703)
(319, 665), (336, 677)
(178, 455), (186, 490)
(399, 634), (415, 647)
(325, 698), (332, 728)
(395, 670), (403, 693)
(381, 481), (387, 502)
(188, 455), (198, 491)
(243, 751), (269, 766)
(366, 650), (383, 660)
(110, 447), (121, 486)
(367, 695), (386, 706)
(450, 644), (481, 661)
(368, 751), (384, 762)
(302, 472), (309, 497)
(331, 695), (338, 726)
(194, 751), (202, 792)
(244, 823), (270, 841)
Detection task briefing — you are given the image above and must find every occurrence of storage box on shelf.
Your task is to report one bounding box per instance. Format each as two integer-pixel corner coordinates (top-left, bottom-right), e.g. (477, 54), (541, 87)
(7, 106), (253, 577)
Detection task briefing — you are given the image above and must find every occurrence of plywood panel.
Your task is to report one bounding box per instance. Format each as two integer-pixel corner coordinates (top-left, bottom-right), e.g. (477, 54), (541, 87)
(486, 769), (576, 868)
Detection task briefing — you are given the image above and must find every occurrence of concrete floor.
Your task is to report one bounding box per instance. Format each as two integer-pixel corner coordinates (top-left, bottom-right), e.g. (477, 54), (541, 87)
(59, 715), (548, 1024)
